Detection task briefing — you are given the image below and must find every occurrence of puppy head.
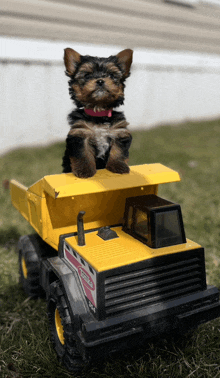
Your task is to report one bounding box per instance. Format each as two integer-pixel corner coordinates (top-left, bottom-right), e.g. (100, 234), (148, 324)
(64, 48), (133, 111)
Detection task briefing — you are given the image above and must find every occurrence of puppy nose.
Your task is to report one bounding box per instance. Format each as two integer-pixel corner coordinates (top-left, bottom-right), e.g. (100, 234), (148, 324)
(96, 79), (104, 87)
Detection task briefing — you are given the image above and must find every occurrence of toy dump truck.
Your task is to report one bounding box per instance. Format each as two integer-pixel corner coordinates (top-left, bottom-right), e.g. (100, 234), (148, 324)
(10, 164), (220, 371)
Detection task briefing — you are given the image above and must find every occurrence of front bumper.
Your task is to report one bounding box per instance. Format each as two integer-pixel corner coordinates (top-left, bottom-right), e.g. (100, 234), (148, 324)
(77, 286), (220, 360)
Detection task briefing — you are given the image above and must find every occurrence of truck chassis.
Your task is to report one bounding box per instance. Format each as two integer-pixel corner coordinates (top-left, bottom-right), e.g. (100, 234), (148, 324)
(10, 164), (220, 371)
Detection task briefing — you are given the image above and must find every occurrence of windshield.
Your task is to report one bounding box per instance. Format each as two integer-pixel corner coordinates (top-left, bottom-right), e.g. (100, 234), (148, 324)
(154, 210), (184, 248)
(134, 209), (148, 239)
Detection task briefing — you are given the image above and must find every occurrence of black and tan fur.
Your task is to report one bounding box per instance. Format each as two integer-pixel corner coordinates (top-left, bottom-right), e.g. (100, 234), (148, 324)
(62, 48), (133, 178)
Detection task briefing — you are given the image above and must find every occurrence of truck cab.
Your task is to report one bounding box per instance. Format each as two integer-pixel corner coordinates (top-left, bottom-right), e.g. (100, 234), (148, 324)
(123, 194), (186, 249)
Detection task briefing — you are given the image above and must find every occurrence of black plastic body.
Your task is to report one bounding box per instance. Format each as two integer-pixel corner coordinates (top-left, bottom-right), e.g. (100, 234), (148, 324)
(33, 234), (220, 363)
(123, 194), (186, 248)
(45, 252), (220, 362)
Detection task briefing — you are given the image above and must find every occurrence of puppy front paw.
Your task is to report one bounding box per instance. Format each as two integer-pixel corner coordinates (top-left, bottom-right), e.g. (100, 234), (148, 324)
(73, 166), (97, 178)
(70, 157), (96, 178)
(106, 160), (130, 174)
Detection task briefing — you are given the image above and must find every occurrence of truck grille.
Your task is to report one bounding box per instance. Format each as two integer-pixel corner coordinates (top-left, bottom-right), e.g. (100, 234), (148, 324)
(104, 250), (206, 317)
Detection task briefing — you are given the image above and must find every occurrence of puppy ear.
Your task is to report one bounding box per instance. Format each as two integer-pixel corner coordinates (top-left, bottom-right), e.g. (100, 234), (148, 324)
(116, 49), (133, 78)
(64, 48), (81, 76)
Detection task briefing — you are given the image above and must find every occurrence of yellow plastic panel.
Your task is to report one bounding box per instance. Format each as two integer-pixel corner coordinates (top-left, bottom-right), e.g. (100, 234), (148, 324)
(10, 180), (46, 241)
(28, 193), (43, 237)
(10, 180), (29, 222)
(10, 164), (181, 251)
(44, 185), (157, 249)
(66, 228), (201, 272)
(41, 164), (180, 199)
(28, 178), (45, 197)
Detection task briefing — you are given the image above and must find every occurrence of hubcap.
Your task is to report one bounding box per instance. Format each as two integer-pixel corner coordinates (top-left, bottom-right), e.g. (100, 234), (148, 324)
(21, 256), (28, 279)
(55, 307), (65, 345)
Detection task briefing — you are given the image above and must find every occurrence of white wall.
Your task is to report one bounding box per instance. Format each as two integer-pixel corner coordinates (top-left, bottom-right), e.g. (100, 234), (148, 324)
(1, 37), (220, 154)
(0, 60), (70, 152)
(125, 52), (220, 127)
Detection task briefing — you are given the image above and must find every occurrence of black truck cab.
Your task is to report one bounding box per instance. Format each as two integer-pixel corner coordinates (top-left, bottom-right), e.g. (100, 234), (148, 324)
(123, 194), (186, 249)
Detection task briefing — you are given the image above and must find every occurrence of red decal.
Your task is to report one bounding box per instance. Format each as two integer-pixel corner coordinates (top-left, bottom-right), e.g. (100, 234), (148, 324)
(65, 250), (81, 269)
(65, 249), (96, 307)
(78, 267), (95, 291)
(84, 286), (96, 307)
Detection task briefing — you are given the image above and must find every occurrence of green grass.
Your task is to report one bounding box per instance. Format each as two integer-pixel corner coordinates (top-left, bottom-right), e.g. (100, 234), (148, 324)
(1, 119), (220, 377)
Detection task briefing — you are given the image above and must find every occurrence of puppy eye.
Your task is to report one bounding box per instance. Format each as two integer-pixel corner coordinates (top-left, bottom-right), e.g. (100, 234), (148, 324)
(84, 72), (91, 79)
(109, 73), (116, 79)
(109, 72), (120, 82)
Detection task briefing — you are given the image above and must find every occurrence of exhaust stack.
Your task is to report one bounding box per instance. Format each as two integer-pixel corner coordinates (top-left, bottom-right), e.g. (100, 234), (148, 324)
(77, 211), (86, 246)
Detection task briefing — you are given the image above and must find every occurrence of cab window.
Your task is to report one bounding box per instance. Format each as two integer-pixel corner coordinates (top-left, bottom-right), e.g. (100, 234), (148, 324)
(127, 206), (133, 229)
(155, 209), (184, 247)
(134, 209), (148, 239)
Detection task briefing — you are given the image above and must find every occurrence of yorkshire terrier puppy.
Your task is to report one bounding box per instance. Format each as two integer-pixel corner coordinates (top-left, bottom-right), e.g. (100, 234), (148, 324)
(62, 48), (133, 178)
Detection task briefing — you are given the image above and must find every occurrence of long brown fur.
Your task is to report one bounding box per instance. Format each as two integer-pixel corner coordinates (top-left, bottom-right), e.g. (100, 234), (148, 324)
(62, 48), (133, 178)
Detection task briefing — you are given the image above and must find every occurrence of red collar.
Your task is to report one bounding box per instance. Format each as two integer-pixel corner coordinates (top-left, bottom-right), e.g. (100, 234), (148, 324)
(84, 108), (112, 118)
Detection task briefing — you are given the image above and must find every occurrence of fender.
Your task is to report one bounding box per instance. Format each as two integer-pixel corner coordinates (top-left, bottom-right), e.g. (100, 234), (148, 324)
(46, 256), (94, 326)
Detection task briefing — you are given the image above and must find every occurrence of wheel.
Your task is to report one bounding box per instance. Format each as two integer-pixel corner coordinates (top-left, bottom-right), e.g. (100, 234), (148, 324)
(47, 281), (84, 372)
(17, 234), (44, 298)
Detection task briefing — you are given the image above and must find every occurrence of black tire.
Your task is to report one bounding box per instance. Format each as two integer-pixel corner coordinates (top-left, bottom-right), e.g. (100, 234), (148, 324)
(17, 234), (44, 298)
(47, 281), (84, 372)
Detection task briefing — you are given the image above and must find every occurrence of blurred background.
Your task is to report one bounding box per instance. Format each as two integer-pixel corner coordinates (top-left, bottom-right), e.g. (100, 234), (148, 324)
(1, 0), (220, 154)
(2, 3), (220, 376)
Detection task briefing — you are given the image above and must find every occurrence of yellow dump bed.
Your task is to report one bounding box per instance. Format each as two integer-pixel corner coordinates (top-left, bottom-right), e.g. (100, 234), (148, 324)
(10, 164), (180, 250)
